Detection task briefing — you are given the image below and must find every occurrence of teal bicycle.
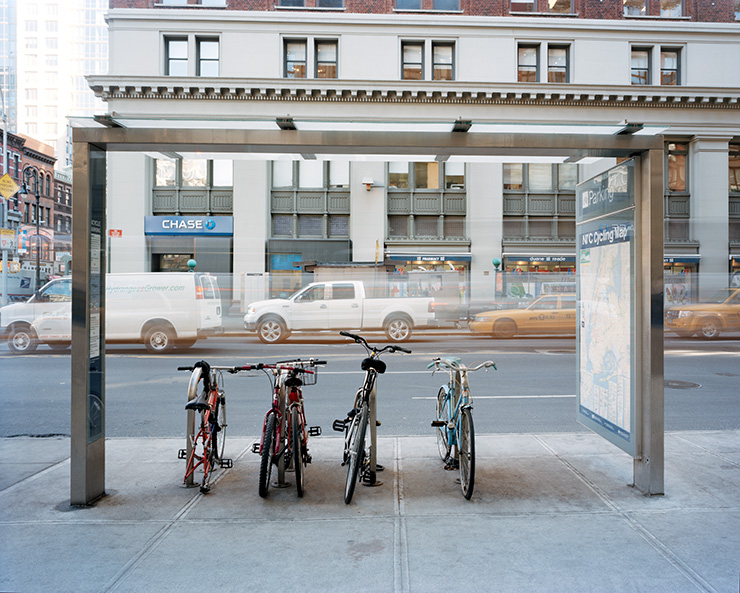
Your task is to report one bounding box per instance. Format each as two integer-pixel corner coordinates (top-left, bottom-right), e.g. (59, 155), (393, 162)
(429, 357), (496, 500)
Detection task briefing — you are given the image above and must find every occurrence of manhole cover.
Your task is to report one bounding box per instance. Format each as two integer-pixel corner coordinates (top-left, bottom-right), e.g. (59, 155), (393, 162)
(664, 380), (701, 390)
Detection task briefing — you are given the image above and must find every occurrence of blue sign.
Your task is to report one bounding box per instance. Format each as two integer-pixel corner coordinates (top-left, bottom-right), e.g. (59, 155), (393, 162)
(144, 216), (233, 236)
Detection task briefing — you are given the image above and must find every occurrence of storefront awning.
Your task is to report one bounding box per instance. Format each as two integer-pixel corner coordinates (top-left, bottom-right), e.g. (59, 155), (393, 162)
(385, 253), (472, 262)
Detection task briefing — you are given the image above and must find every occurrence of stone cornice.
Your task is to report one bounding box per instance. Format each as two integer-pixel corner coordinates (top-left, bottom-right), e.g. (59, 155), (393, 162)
(88, 76), (740, 109)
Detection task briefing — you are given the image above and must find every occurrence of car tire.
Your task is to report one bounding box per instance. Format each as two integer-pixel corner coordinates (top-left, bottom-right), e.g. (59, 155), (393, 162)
(257, 317), (288, 344)
(144, 325), (176, 353)
(7, 324), (39, 354)
(698, 317), (721, 340)
(492, 319), (517, 339)
(385, 316), (412, 342)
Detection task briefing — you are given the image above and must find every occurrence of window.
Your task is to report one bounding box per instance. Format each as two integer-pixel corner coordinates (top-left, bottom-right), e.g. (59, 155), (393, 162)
(285, 40), (307, 78)
(730, 144), (740, 193)
(433, 0), (459, 9)
(402, 42), (423, 80)
(735, 0), (740, 19)
(197, 38), (219, 76)
(317, 0), (343, 6)
(665, 142), (689, 240)
(432, 42), (454, 80)
(518, 45), (538, 82)
(331, 284), (356, 300)
(631, 48), (650, 85)
(661, 49), (679, 85)
(624, 0), (647, 15)
(666, 142), (687, 193)
(165, 37), (188, 76)
(511, 0), (573, 12)
(396, 0), (421, 8)
(547, 46), (568, 83)
(278, 0), (304, 5)
(316, 41), (337, 78)
(660, 0), (682, 17)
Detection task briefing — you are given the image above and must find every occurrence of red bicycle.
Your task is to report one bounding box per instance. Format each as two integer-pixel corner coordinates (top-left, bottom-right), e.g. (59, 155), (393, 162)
(254, 359), (324, 498)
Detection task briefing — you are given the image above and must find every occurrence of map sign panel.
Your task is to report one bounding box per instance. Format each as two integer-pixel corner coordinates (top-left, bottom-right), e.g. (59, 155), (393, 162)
(576, 160), (637, 457)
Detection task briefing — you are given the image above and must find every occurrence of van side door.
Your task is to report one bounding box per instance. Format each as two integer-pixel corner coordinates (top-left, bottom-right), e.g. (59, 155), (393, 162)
(197, 275), (221, 331)
(31, 279), (72, 341)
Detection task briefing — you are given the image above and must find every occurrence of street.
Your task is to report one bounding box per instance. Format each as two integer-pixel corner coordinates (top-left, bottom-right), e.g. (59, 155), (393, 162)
(2, 332), (739, 440)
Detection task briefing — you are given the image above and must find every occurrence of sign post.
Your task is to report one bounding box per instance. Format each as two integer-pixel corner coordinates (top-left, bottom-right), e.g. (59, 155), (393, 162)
(0, 172), (20, 306)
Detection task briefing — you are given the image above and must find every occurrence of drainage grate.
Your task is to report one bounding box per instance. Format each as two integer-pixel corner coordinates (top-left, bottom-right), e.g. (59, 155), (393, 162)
(664, 380), (701, 390)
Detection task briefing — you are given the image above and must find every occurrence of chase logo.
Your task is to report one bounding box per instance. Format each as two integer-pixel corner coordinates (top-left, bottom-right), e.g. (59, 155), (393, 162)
(205, 219), (216, 230)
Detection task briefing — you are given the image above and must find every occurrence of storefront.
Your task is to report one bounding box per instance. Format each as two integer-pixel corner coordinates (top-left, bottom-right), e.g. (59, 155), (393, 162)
(664, 255), (700, 305)
(731, 256), (740, 287)
(385, 253), (471, 301)
(501, 254), (576, 298)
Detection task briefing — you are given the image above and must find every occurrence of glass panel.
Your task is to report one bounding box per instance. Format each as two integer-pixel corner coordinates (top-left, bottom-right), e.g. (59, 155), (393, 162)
(286, 41), (306, 78)
(415, 162), (439, 189)
(199, 40), (219, 60)
(548, 0), (571, 13)
(155, 159), (176, 187)
(317, 0), (343, 6)
(444, 216), (464, 237)
(528, 219), (552, 237)
(199, 60), (219, 77)
(415, 216), (438, 237)
(272, 161), (293, 187)
(279, 0), (304, 5)
(660, 0), (682, 16)
(396, 0), (421, 8)
(445, 162), (465, 189)
(528, 164), (553, 191)
(403, 43), (423, 80)
(548, 47), (567, 83)
(272, 214), (292, 236)
(631, 50), (650, 85)
(332, 284), (355, 299)
(433, 44), (453, 80)
(389, 162), (409, 189)
(518, 46), (538, 82)
(668, 153), (686, 192)
(329, 215), (349, 236)
(729, 146), (740, 192)
(388, 215), (409, 237)
(329, 161), (349, 188)
(624, 0), (647, 15)
(511, 0), (535, 11)
(299, 214), (323, 236)
(168, 39), (187, 59)
(433, 0), (459, 9)
(661, 50), (678, 85)
(299, 161), (323, 188)
(558, 164), (577, 190)
(503, 218), (524, 237)
(212, 160), (233, 186)
(736, 0), (740, 19)
(504, 164), (524, 190)
(182, 159), (207, 186)
(316, 42), (337, 79)
(557, 219), (575, 238)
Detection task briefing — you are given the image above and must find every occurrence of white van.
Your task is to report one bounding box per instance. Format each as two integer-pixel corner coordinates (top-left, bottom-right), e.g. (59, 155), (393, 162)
(0, 273), (222, 354)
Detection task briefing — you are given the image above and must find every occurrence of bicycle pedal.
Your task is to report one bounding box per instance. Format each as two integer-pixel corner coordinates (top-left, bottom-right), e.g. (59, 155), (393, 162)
(431, 420), (445, 428)
(251, 442), (260, 454)
(177, 449), (187, 460)
(308, 426), (322, 437)
(220, 458), (233, 469)
(376, 464), (384, 472)
(376, 420), (381, 427)
(332, 419), (347, 432)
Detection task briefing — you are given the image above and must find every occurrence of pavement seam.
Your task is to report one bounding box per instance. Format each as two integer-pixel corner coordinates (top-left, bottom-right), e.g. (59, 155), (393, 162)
(671, 432), (740, 469)
(533, 435), (720, 593)
(97, 441), (253, 593)
(393, 437), (410, 593)
(0, 457), (70, 496)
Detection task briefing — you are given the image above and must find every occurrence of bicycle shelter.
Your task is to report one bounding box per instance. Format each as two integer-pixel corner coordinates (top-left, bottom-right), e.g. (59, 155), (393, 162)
(70, 125), (664, 505)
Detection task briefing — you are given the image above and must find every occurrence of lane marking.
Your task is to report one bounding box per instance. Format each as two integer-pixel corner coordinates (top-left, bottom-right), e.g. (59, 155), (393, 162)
(412, 394), (576, 400)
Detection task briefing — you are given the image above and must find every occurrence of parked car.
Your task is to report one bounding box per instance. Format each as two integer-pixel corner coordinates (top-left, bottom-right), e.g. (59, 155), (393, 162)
(244, 280), (434, 343)
(665, 287), (740, 339)
(0, 273), (222, 354)
(469, 294), (576, 338)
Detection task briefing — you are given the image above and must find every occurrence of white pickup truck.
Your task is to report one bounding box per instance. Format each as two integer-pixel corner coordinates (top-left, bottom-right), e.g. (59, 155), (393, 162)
(244, 280), (434, 343)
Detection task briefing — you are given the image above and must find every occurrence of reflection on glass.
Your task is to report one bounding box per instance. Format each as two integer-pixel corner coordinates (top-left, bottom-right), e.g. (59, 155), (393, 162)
(329, 161), (350, 187)
(518, 46), (538, 83)
(402, 43), (423, 80)
(415, 162), (439, 189)
(389, 162), (409, 189)
(212, 160), (233, 186)
(661, 50), (679, 85)
(286, 41), (307, 78)
(182, 159), (207, 187)
(445, 162), (465, 189)
(511, 0), (535, 10)
(631, 49), (650, 85)
(316, 41), (337, 78)
(528, 163), (553, 191)
(504, 164), (523, 190)
(433, 43), (453, 81)
(660, 0), (682, 16)
(548, 47), (567, 83)
(548, 0), (571, 13)
(155, 159), (176, 187)
(272, 161), (293, 187)
(299, 160), (323, 188)
(624, 0), (646, 15)
(559, 164), (577, 190)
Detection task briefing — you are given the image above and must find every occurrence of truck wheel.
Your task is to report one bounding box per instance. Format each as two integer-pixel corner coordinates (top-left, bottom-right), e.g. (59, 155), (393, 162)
(385, 316), (412, 342)
(698, 318), (721, 340)
(492, 319), (517, 339)
(257, 317), (288, 344)
(144, 325), (176, 354)
(7, 324), (38, 354)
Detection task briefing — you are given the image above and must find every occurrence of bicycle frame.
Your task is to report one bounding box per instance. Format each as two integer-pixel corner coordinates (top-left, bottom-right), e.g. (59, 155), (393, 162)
(438, 365), (470, 462)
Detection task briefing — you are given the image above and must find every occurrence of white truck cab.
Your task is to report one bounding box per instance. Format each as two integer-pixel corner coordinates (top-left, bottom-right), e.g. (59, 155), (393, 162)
(0, 273), (222, 354)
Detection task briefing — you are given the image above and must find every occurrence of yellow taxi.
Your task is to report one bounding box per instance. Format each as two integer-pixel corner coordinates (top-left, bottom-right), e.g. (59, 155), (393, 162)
(469, 294), (576, 338)
(665, 287), (740, 339)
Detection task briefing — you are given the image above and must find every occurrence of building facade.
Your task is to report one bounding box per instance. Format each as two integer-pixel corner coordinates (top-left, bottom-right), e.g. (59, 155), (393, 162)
(91, 1), (740, 307)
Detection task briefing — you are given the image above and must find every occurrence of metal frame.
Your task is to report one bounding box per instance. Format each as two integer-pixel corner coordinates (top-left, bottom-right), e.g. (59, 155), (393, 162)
(70, 126), (664, 503)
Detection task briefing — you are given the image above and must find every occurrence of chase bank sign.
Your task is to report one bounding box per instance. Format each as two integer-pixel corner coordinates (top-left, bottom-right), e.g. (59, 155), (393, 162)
(144, 216), (233, 236)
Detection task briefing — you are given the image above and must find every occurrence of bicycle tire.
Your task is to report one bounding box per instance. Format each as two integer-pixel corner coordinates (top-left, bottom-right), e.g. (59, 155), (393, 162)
(459, 407), (476, 500)
(200, 410), (215, 493)
(259, 413), (277, 498)
(435, 387), (451, 461)
(292, 406), (304, 498)
(213, 390), (227, 462)
(344, 404), (368, 504)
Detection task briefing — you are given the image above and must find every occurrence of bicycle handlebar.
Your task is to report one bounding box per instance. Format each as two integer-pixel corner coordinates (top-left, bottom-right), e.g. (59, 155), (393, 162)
(428, 357), (497, 372)
(339, 331), (412, 356)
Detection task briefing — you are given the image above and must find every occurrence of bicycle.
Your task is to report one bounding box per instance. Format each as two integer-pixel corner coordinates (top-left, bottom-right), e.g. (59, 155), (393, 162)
(253, 359), (325, 498)
(429, 356), (496, 500)
(332, 330), (411, 504)
(177, 360), (254, 494)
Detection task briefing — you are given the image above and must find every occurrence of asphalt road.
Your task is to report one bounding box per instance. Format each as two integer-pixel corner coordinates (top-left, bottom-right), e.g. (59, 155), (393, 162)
(2, 332), (739, 439)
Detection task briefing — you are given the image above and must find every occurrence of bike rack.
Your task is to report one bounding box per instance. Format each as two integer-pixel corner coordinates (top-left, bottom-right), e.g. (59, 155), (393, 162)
(273, 379), (291, 489)
(183, 366), (203, 487)
(366, 379), (382, 487)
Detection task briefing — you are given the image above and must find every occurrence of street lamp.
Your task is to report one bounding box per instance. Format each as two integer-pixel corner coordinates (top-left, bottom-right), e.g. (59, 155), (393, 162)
(20, 165), (42, 291)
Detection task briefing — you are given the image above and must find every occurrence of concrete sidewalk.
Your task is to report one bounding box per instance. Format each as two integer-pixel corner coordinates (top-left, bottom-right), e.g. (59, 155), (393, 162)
(2, 431), (739, 593)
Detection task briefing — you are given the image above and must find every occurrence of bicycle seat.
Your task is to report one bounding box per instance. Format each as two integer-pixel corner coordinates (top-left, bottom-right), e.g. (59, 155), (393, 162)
(185, 391), (209, 411)
(285, 377), (303, 388)
(361, 357), (386, 374)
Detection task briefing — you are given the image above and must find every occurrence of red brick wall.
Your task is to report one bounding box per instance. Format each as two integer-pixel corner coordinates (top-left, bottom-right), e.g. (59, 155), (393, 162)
(108, 0), (737, 21)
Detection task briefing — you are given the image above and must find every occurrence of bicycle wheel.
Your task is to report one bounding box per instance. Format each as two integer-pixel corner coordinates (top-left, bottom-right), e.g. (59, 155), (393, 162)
(259, 413), (277, 498)
(213, 390), (226, 462)
(459, 407), (476, 500)
(291, 406), (304, 498)
(344, 404), (368, 504)
(200, 411), (215, 493)
(435, 387), (450, 461)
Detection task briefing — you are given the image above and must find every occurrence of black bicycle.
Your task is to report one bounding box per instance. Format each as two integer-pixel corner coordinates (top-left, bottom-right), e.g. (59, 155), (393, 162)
(332, 331), (411, 504)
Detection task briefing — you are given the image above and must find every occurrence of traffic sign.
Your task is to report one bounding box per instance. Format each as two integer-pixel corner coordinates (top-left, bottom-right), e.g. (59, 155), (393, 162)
(0, 228), (16, 250)
(109, 229), (123, 237)
(0, 173), (20, 200)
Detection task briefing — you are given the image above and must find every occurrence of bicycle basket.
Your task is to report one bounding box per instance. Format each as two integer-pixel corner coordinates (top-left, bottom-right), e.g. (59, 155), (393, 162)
(302, 367), (318, 386)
